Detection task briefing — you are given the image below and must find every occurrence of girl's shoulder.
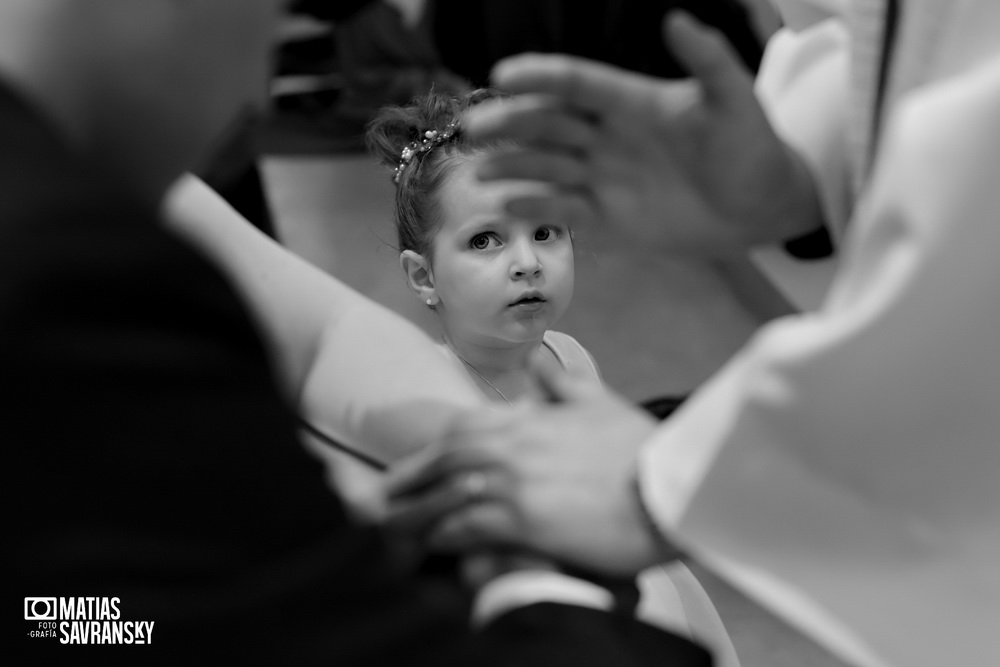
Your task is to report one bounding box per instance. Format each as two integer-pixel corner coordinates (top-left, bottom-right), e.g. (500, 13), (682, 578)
(543, 330), (603, 384)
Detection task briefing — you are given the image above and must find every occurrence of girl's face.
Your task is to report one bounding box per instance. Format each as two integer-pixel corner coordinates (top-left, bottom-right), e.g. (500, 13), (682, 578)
(426, 154), (575, 348)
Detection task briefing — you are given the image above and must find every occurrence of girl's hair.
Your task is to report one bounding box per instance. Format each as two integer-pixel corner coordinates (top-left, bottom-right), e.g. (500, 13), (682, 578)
(365, 88), (509, 260)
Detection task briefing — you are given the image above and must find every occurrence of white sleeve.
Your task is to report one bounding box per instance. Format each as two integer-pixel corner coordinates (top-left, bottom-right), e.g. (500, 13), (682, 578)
(472, 570), (613, 627)
(755, 16), (853, 239)
(163, 174), (485, 464)
(638, 53), (1000, 667)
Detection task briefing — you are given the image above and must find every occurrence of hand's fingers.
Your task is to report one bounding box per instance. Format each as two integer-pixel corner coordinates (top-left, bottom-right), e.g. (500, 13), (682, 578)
(385, 443), (483, 500)
(663, 10), (754, 108)
(478, 151), (589, 187)
(503, 193), (598, 230)
(384, 409), (513, 498)
(384, 473), (471, 537)
(427, 501), (522, 552)
(464, 96), (597, 150)
(385, 469), (499, 538)
(489, 53), (663, 117)
(384, 444), (451, 499)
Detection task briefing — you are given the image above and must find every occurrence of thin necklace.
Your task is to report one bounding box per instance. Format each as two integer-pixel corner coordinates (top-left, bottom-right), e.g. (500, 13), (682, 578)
(444, 338), (513, 405)
(456, 356), (512, 405)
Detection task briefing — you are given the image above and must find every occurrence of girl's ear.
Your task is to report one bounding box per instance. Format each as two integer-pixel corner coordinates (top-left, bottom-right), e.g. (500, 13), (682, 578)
(400, 249), (439, 306)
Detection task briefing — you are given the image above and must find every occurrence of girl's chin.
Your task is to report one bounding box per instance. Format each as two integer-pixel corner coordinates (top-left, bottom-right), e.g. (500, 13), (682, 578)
(502, 322), (552, 343)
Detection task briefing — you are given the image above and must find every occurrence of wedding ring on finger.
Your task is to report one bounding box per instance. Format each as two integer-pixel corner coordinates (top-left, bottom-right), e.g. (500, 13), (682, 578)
(461, 471), (489, 504)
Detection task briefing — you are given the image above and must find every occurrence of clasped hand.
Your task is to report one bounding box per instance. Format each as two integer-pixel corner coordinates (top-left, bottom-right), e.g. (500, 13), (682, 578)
(384, 358), (673, 578)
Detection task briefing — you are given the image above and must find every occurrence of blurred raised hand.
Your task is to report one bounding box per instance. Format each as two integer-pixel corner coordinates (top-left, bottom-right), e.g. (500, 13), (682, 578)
(465, 11), (824, 256)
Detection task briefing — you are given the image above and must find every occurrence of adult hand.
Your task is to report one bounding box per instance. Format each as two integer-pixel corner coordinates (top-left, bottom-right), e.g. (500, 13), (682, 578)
(464, 11), (824, 256)
(384, 358), (677, 577)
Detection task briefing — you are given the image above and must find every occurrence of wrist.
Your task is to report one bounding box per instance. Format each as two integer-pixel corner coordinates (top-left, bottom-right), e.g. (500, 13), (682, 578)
(768, 142), (827, 242)
(628, 465), (684, 565)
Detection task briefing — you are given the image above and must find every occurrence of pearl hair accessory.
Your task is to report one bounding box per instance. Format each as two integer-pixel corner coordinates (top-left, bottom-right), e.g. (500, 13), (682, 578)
(393, 121), (459, 184)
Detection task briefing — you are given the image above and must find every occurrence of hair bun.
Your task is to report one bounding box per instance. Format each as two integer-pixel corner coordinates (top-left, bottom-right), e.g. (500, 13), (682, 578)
(365, 88), (503, 169)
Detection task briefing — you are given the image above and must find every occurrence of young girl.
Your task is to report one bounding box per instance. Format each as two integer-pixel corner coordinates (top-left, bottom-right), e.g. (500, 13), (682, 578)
(366, 89), (601, 403)
(165, 90), (737, 666)
(366, 89), (740, 667)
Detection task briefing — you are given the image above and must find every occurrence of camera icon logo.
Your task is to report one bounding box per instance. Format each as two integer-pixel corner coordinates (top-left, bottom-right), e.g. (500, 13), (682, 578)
(25, 597), (57, 621)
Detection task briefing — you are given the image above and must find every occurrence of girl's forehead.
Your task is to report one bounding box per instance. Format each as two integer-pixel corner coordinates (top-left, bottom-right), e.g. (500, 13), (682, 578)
(439, 154), (552, 214)
(437, 188), (541, 236)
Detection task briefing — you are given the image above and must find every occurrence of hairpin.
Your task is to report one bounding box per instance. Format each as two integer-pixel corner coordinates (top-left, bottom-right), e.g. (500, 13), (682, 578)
(393, 121), (459, 184)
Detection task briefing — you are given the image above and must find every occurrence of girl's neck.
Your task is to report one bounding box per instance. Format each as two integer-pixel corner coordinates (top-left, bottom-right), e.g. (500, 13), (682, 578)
(442, 332), (551, 404)
(442, 333), (543, 376)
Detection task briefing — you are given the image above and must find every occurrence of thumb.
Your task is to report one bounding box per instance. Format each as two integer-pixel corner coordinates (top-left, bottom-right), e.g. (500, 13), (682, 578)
(663, 9), (754, 107)
(525, 350), (602, 404)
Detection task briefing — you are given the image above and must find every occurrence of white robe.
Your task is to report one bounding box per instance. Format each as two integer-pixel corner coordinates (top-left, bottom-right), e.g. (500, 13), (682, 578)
(640, 1), (1000, 664)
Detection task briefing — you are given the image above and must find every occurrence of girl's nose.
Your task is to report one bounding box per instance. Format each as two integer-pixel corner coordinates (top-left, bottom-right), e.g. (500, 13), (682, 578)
(509, 238), (542, 279)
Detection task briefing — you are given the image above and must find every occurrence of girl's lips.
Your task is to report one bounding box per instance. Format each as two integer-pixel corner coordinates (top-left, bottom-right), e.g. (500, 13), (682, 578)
(509, 296), (547, 312)
(509, 292), (546, 307)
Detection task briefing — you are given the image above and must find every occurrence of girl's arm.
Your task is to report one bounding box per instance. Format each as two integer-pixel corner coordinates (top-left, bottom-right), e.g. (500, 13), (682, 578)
(162, 173), (483, 462)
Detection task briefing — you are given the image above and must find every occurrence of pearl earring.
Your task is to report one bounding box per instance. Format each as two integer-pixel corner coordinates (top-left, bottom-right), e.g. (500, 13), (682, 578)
(426, 298), (435, 306)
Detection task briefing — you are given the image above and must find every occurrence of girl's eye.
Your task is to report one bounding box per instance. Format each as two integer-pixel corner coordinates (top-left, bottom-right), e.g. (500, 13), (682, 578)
(470, 233), (498, 250)
(534, 227), (556, 241)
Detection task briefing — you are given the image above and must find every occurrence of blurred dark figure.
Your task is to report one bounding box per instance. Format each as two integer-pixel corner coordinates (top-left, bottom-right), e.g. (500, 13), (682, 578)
(5, 1), (714, 665)
(434, 0), (766, 87)
(286, 0), (468, 142)
(198, 118), (276, 237)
